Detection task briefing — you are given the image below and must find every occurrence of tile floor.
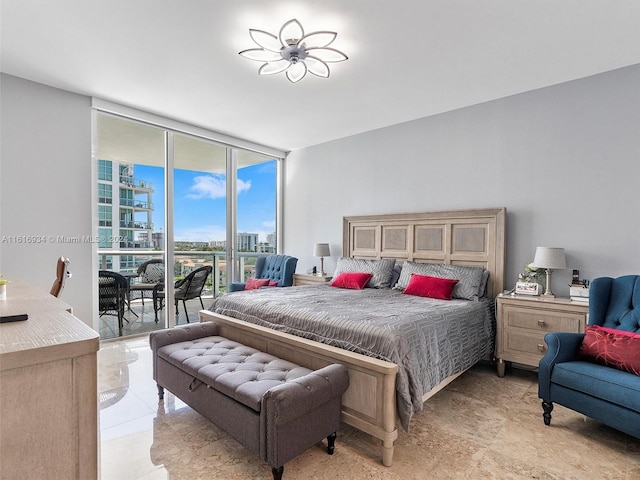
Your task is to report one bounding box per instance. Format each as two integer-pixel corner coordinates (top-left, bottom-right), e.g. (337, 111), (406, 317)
(98, 336), (640, 480)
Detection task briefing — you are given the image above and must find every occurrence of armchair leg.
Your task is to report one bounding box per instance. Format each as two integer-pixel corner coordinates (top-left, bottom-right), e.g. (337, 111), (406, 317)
(183, 300), (190, 323)
(542, 400), (554, 426)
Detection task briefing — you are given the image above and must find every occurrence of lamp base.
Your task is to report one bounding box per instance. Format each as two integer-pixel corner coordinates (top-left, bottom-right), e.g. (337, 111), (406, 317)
(541, 292), (556, 299)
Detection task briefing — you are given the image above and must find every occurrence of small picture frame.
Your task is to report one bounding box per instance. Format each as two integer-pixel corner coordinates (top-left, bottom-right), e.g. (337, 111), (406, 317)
(515, 281), (540, 296)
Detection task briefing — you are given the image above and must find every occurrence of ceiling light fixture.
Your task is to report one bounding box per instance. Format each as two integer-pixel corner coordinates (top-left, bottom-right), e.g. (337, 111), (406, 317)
(239, 18), (348, 83)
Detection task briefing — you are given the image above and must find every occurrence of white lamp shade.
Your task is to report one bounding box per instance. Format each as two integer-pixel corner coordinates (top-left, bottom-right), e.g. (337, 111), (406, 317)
(532, 247), (566, 270)
(313, 243), (330, 257)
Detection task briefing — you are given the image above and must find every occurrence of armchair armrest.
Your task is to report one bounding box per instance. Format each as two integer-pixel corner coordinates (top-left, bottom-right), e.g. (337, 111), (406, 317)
(538, 331), (585, 400)
(228, 282), (246, 292)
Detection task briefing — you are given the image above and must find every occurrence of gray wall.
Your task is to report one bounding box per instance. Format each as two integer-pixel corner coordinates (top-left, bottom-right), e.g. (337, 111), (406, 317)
(0, 74), (94, 325)
(1, 64), (638, 320)
(284, 64), (640, 296)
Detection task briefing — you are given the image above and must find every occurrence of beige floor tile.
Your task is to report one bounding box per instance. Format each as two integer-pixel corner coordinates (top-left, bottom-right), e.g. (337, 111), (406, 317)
(98, 336), (640, 479)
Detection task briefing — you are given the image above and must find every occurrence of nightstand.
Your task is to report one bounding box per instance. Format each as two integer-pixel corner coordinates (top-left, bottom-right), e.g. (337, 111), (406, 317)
(293, 273), (332, 286)
(495, 295), (588, 377)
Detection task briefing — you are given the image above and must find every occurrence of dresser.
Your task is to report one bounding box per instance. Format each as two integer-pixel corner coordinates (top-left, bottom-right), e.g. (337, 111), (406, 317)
(495, 294), (588, 377)
(293, 273), (332, 286)
(0, 282), (99, 479)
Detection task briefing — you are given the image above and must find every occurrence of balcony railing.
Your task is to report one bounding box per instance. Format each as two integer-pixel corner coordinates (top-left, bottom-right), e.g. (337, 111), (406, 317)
(119, 199), (153, 209)
(97, 250), (267, 298)
(119, 241), (151, 249)
(119, 176), (154, 190)
(119, 221), (153, 229)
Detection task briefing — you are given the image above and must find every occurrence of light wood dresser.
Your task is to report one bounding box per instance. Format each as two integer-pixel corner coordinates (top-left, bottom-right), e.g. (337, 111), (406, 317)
(495, 294), (588, 377)
(0, 281), (99, 479)
(292, 273), (332, 286)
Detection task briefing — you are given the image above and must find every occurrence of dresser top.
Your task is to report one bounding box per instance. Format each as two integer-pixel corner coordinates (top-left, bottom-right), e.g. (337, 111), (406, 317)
(0, 281), (99, 371)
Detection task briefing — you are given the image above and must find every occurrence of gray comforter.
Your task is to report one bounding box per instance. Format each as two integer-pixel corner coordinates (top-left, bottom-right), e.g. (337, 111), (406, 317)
(210, 285), (495, 430)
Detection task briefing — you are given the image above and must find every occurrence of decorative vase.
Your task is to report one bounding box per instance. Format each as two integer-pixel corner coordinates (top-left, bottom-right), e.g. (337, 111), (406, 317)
(0, 284), (6, 301)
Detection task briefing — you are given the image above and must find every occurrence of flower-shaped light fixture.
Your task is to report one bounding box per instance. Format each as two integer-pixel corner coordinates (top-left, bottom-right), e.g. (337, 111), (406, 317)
(239, 19), (348, 83)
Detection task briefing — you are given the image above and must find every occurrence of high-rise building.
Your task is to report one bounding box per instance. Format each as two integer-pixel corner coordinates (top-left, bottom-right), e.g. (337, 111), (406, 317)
(97, 160), (154, 271)
(237, 232), (258, 252)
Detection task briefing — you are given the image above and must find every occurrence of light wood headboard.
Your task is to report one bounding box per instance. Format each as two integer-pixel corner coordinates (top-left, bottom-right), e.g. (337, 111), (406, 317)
(343, 208), (506, 299)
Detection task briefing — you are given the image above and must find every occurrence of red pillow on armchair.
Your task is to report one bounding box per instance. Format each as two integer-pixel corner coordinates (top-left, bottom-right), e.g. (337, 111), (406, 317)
(245, 278), (270, 290)
(578, 325), (640, 375)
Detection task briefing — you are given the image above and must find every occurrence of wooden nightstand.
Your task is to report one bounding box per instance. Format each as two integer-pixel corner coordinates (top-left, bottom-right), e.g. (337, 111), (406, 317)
(293, 273), (332, 286)
(495, 294), (588, 377)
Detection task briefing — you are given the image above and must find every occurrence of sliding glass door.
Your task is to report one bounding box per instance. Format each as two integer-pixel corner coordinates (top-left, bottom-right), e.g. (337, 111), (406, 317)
(95, 109), (283, 339)
(171, 134), (227, 324)
(96, 113), (166, 339)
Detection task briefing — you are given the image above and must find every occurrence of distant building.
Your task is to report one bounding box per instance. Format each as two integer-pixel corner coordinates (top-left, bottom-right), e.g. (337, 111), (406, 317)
(266, 233), (276, 248)
(237, 232), (258, 252)
(98, 160), (154, 271)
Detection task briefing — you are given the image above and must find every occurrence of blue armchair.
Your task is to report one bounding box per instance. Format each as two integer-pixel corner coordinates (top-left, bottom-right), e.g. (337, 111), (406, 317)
(538, 275), (640, 439)
(228, 255), (298, 292)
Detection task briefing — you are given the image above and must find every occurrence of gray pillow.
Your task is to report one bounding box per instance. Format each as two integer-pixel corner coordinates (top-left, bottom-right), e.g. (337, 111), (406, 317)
(390, 264), (402, 288)
(478, 269), (490, 298)
(331, 257), (396, 288)
(394, 261), (485, 300)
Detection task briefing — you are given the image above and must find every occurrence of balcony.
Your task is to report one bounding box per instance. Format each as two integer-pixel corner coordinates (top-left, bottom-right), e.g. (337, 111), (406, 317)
(96, 250), (265, 340)
(119, 199), (153, 210)
(119, 176), (154, 191)
(119, 221), (153, 230)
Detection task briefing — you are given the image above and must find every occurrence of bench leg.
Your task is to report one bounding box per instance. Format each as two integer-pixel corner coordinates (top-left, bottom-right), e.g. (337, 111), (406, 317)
(157, 384), (164, 400)
(271, 466), (283, 480)
(327, 432), (337, 455)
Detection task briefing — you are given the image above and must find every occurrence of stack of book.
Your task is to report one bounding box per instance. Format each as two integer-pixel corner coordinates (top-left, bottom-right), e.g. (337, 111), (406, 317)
(569, 284), (589, 303)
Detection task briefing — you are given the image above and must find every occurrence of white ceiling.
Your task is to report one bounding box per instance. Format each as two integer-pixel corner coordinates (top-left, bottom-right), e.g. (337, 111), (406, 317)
(2, 0), (639, 152)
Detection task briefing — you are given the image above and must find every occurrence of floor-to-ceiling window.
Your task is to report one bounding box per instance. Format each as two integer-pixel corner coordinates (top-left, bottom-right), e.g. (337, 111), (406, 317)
(94, 107), (284, 339)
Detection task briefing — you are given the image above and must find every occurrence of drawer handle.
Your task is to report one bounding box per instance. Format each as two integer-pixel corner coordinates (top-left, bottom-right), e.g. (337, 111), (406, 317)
(537, 320), (546, 326)
(537, 344), (546, 352)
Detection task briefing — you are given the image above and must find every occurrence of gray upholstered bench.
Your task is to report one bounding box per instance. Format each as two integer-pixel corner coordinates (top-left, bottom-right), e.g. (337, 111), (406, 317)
(149, 323), (349, 480)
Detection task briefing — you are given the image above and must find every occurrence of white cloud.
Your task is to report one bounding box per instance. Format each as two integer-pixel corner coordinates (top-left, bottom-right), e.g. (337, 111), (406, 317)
(262, 220), (276, 229)
(186, 174), (251, 199)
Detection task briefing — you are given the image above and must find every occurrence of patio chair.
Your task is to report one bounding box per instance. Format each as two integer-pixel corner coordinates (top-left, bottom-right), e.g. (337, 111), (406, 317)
(129, 258), (164, 305)
(99, 270), (129, 336)
(152, 265), (212, 323)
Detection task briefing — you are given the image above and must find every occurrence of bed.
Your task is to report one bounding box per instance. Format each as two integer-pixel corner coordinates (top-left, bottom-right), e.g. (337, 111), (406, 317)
(199, 207), (506, 466)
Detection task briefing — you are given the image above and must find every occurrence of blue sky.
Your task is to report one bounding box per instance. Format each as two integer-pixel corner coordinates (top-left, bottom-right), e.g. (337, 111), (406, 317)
(135, 160), (276, 243)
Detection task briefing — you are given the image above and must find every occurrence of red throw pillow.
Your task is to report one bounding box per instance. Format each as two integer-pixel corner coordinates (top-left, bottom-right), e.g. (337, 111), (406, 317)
(578, 325), (640, 376)
(330, 272), (373, 290)
(403, 274), (459, 300)
(268, 280), (279, 287)
(245, 278), (270, 290)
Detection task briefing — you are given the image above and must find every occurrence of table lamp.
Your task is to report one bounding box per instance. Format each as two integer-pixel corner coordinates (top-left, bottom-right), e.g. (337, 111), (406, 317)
(532, 247), (566, 298)
(313, 243), (330, 276)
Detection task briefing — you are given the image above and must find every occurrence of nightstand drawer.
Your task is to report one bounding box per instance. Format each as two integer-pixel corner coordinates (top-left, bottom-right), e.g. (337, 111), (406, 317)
(504, 306), (583, 332)
(504, 330), (548, 357)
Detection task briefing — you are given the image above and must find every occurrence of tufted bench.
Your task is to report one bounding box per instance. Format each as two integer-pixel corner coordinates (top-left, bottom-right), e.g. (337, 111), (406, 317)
(149, 322), (349, 480)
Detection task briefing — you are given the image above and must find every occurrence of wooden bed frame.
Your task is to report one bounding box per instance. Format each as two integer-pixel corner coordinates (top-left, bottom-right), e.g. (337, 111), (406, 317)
(200, 207), (506, 466)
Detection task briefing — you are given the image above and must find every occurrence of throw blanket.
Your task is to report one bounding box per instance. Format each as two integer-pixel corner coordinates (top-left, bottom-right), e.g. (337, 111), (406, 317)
(210, 285), (495, 430)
